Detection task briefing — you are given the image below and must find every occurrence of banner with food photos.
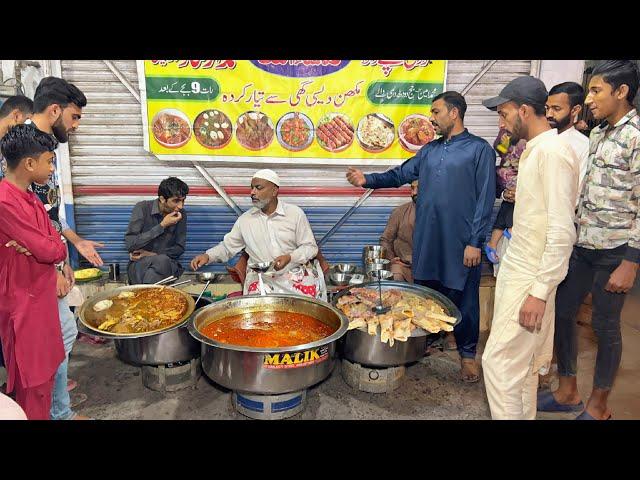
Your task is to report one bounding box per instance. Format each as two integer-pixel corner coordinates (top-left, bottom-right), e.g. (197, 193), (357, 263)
(137, 60), (447, 165)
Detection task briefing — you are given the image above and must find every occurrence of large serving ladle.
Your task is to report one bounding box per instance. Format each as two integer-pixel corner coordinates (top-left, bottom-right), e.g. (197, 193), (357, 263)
(248, 261), (272, 296)
(368, 268), (393, 315)
(367, 258), (393, 315)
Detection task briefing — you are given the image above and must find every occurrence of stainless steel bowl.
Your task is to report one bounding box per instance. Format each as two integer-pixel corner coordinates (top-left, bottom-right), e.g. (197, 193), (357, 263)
(188, 294), (349, 394)
(330, 272), (352, 286)
(367, 269), (393, 281)
(197, 272), (221, 283)
(335, 263), (356, 274)
(248, 261), (272, 273)
(332, 281), (462, 367)
(114, 295), (213, 366)
(365, 259), (390, 273)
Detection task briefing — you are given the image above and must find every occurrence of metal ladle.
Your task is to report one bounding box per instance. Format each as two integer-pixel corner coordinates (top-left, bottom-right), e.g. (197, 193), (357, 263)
(368, 269), (393, 314)
(248, 261), (272, 296)
(194, 272), (220, 304)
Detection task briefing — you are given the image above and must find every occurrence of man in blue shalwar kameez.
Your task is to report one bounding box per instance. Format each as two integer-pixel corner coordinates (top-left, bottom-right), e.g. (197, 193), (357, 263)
(347, 92), (496, 382)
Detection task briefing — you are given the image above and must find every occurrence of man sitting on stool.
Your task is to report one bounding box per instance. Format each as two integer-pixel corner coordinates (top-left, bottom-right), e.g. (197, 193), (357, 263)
(380, 180), (418, 283)
(125, 177), (188, 284)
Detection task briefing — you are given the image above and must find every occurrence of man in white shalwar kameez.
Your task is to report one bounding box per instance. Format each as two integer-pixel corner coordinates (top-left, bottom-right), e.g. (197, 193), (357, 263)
(481, 77), (580, 420)
(190, 169), (326, 300)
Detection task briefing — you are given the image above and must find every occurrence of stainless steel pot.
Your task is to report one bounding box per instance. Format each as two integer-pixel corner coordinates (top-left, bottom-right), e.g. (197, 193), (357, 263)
(188, 294), (349, 394)
(114, 295), (213, 366)
(332, 281), (462, 367)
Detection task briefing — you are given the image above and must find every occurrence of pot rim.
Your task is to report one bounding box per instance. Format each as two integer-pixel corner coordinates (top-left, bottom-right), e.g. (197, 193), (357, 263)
(78, 287), (206, 340)
(188, 293), (349, 353)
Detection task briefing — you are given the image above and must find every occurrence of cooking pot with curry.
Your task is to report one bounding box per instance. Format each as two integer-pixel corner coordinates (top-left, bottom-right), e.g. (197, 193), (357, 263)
(188, 294), (348, 394)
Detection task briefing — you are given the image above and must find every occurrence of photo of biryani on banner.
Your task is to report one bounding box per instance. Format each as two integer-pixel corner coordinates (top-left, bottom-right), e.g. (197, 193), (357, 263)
(356, 113), (395, 153)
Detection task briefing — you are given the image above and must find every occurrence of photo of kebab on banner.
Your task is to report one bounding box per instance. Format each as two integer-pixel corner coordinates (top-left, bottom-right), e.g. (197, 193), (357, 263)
(316, 113), (354, 152)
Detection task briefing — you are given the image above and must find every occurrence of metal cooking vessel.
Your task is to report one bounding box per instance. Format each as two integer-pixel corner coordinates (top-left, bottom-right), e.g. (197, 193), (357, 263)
(332, 281), (462, 367)
(77, 284), (196, 339)
(188, 294), (349, 394)
(114, 295), (213, 366)
(362, 245), (387, 267)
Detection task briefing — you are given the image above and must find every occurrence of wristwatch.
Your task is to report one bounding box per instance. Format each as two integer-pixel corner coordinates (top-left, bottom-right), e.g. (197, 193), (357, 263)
(55, 262), (65, 273)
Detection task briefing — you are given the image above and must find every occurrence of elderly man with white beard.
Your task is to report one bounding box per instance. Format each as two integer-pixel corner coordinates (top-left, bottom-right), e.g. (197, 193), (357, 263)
(190, 169), (325, 299)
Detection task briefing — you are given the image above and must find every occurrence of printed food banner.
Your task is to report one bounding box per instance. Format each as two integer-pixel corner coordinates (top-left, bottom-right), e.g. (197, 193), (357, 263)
(137, 60), (447, 165)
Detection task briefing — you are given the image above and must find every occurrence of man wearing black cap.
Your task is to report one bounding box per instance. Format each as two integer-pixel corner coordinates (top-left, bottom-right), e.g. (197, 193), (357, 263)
(480, 76), (580, 419)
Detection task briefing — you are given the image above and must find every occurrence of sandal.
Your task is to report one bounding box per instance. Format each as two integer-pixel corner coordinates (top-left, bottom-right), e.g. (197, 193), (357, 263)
(575, 410), (612, 420)
(460, 358), (480, 383)
(77, 333), (109, 345)
(70, 392), (88, 409)
(537, 391), (584, 412)
(484, 245), (499, 264)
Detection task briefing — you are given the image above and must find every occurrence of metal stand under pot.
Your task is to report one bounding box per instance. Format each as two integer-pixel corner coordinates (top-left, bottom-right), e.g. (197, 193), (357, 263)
(341, 358), (406, 393)
(232, 390), (307, 420)
(332, 280), (462, 394)
(141, 359), (202, 392)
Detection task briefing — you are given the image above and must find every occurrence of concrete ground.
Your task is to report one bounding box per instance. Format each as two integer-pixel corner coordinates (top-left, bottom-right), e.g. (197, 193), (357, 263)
(65, 283), (639, 421)
(2, 282), (638, 420)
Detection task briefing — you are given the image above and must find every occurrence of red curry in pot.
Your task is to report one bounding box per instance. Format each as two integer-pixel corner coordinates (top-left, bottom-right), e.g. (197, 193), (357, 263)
(200, 311), (335, 348)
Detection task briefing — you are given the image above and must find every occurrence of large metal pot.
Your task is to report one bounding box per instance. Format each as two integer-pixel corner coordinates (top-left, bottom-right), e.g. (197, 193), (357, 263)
(188, 294), (349, 394)
(77, 284), (197, 366)
(114, 295), (213, 366)
(332, 281), (462, 367)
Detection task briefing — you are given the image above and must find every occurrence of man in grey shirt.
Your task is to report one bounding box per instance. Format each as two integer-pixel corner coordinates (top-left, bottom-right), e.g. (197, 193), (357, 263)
(125, 177), (188, 284)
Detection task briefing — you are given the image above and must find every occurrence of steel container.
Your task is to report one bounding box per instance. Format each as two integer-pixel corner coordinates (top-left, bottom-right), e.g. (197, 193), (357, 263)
(188, 294), (349, 394)
(332, 281), (462, 367)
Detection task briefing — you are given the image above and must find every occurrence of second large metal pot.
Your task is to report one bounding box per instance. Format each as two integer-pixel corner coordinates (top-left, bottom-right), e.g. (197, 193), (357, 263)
(332, 281), (462, 367)
(188, 294), (349, 394)
(114, 295), (213, 366)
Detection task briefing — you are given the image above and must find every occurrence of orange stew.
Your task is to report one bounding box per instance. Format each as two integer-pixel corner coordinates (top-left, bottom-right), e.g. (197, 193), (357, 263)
(200, 311), (335, 348)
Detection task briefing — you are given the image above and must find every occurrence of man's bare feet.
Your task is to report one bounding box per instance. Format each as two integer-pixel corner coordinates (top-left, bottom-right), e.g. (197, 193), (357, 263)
(551, 389), (582, 406)
(460, 358), (480, 383)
